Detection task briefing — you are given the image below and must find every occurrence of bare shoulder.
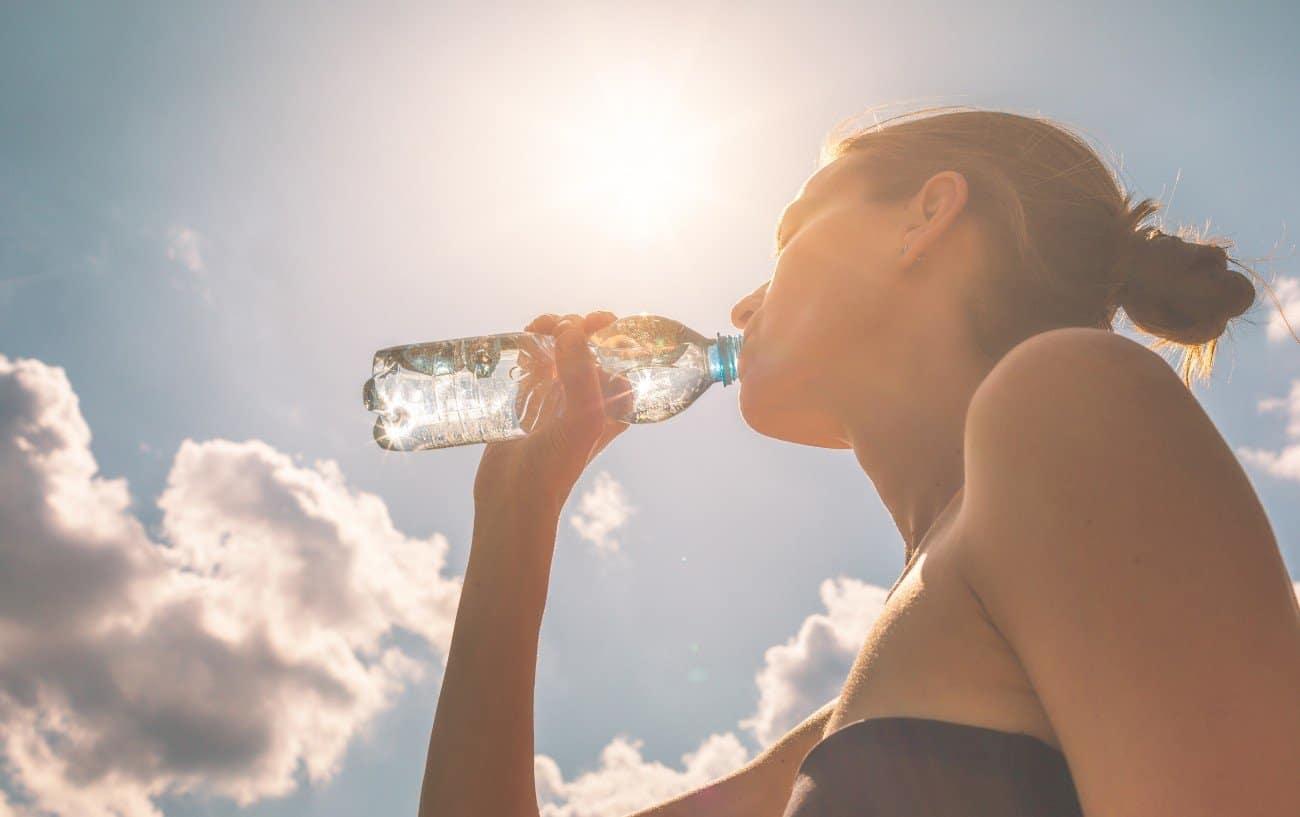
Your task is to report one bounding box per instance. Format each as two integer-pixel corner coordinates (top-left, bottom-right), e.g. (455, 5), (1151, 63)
(959, 325), (1284, 571)
(967, 327), (1192, 442)
(962, 327), (1240, 524)
(954, 328), (1299, 815)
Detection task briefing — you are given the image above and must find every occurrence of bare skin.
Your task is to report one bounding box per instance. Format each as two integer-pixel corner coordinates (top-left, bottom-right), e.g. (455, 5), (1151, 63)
(418, 153), (1300, 817)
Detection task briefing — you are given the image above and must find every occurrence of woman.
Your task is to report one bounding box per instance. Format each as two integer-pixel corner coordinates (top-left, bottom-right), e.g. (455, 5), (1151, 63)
(418, 108), (1300, 817)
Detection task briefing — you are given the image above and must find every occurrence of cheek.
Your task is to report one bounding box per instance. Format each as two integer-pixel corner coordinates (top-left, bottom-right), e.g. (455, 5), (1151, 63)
(763, 250), (870, 351)
(745, 206), (897, 385)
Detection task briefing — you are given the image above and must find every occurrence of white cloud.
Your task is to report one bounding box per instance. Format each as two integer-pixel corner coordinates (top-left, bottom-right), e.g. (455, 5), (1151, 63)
(569, 471), (634, 555)
(535, 732), (749, 817)
(739, 577), (888, 748)
(1266, 277), (1300, 342)
(1239, 380), (1300, 481)
(165, 226), (205, 274)
(0, 354), (461, 817)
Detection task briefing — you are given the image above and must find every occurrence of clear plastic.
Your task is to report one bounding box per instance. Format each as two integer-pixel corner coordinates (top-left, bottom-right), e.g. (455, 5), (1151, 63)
(362, 314), (742, 451)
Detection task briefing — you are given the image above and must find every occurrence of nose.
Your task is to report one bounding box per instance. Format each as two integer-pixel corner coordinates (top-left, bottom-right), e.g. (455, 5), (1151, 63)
(730, 281), (770, 330)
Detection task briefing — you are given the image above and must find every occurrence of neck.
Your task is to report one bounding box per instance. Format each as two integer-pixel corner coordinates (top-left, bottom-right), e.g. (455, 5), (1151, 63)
(838, 345), (990, 562)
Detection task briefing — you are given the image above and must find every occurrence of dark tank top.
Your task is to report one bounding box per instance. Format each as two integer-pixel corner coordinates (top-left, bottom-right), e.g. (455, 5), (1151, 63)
(781, 717), (1083, 817)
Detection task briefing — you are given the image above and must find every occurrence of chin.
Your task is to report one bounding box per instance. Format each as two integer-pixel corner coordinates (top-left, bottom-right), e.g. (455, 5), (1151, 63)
(737, 378), (849, 449)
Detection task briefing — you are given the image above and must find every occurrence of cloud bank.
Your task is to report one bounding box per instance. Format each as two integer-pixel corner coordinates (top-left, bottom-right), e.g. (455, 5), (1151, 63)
(535, 732), (749, 817)
(0, 355), (461, 817)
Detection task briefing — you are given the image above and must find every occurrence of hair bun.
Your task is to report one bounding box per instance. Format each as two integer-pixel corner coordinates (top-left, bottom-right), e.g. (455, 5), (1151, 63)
(1114, 229), (1255, 345)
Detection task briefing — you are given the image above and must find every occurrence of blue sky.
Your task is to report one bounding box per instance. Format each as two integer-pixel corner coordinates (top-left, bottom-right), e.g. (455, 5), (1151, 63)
(2, 2), (1297, 816)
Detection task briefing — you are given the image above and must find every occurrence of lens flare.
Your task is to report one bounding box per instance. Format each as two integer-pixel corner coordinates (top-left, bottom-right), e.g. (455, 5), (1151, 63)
(546, 67), (721, 242)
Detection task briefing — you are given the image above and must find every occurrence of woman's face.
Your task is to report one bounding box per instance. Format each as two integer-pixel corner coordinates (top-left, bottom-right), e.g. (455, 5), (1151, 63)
(730, 151), (910, 447)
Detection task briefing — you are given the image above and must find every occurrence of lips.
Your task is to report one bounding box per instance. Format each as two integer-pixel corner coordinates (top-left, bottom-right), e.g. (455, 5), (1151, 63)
(738, 317), (759, 381)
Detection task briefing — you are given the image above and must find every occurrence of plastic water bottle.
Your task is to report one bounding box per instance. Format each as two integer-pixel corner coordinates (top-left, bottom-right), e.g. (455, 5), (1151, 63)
(362, 314), (743, 451)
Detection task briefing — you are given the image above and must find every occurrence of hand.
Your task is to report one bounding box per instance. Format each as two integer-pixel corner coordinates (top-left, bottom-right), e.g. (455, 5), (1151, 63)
(472, 310), (631, 516)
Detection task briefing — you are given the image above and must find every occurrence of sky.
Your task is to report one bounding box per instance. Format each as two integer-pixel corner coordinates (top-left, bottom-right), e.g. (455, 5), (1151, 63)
(1, 2), (1298, 816)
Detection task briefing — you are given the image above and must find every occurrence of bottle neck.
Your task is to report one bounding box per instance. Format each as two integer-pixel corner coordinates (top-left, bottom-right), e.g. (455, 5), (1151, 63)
(707, 333), (743, 386)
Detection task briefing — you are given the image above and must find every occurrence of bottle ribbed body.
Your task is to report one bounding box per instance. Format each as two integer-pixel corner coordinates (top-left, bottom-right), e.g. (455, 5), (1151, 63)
(364, 332), (553, 450)
(362, 315), (742, 452)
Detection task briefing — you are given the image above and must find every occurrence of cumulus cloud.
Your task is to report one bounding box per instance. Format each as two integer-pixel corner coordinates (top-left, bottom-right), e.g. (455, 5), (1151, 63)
(739, 578), (888, 748)
(0, 355), (461, 817)
(1266, 276), (1300, 342)
(569, 471), (634, 555)
(535, 732), (749, 817)
(1238, 380), (1300, 481)
(165, 226), (204, 274)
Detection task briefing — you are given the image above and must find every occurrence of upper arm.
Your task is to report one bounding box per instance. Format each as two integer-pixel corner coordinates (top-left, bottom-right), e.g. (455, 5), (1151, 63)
(961, 329), (1300, 817)
(623, 698), (838, 817)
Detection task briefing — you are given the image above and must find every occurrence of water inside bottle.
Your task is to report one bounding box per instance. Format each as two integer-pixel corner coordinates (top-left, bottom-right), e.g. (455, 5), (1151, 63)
(588, 316), (716, 422)
(365, 333), (558, 451)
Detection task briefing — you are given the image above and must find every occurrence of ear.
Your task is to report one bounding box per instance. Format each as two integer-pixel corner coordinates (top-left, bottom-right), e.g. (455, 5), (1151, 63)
(899, 171), (970, 268)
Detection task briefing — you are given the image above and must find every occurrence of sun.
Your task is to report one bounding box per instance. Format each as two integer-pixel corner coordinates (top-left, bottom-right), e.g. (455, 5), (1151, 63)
(548, 70), (720, 242)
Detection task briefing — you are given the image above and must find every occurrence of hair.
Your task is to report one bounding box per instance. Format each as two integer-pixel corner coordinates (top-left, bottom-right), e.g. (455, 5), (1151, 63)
(822, 107), (1260, 384)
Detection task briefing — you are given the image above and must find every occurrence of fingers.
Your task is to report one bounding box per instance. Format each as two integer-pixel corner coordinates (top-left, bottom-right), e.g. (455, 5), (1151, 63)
(525, 310), (623, 450)
(522, 311), (620, 430)
(526, 310), (618, 335)
(555, 323), (597, 404)
(518, 310), (629, 482)
(553, 314), (585, 339)
(525, 313), (560, 333)
(584, 310), (617, 333)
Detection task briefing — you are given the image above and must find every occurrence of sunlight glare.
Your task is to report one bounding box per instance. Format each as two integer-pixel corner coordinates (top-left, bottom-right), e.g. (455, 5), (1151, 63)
(631, 368), (658, 398)
(550, 70), (720, 243)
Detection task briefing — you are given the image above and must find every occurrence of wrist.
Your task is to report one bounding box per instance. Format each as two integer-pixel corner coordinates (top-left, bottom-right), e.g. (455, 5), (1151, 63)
(473, 450), (578, 521)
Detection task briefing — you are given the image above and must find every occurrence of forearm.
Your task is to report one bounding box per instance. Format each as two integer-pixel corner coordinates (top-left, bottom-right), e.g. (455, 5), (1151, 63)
(418, 500), (559, 817)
